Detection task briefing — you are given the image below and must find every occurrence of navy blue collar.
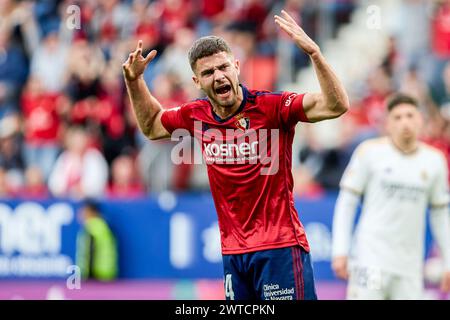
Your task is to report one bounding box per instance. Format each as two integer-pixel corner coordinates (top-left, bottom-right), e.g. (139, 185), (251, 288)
(211, 84), (247, 123)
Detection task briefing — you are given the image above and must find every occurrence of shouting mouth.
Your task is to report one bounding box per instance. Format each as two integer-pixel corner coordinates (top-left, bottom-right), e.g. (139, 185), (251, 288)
(215, 84), (232, 98)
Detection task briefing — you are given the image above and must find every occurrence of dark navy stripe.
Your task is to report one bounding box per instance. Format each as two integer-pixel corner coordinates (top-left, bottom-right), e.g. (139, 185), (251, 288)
(298, 247), (305, 300)
(291, 247), (300, 300)
(293, 246), (300, 300)
(254, 91), (283, 96)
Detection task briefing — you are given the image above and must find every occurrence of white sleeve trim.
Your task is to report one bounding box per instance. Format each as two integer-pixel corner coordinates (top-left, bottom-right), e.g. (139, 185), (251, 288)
(332, 188), (361, 258)
(429, 206), (450, 271)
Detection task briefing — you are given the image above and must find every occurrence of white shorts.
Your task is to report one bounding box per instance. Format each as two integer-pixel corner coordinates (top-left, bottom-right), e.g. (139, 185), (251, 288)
(346, 265), (423, 300)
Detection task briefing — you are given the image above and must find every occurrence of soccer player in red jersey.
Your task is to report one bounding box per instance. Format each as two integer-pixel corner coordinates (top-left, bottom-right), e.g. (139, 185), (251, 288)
(123, 11), (349, 300)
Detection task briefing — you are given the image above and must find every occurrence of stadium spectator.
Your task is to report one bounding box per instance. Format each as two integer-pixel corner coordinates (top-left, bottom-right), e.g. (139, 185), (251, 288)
(107, 153), (146, 198)
(431, 0), (450, 60)
(0, 114), (25, 195)
(16, 166), (49, 199)
(355, 66), (393, 133)
(21, 76), (67, 181)
(91, 0), (133, 51)
(157, 0), (194, 44)
(137, 73), (194, 192)
(48, 125), (108, 199)
(65, 35), (105, 105)
(196, 0), (228, 36)
(293, 165), (325, 199)
(399, 66), (439, 119)
(155, 27), (196, 89)
(130, 0), (162, 50)
(95, 67), (134, 164)
(30, 29), (69, 93)
(430, 61), (450, 109)
(389, 0), (429, 75)
(225, 21), (277, 91)
(0, 30), (28, 119)
(0, 0), (40, 56)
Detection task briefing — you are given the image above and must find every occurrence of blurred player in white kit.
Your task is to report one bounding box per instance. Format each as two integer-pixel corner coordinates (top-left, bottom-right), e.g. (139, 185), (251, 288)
(331, 93), (450, 299)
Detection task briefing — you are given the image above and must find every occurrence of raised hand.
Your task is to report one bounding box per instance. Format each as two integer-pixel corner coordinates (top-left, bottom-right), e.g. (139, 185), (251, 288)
(122, 40), (157, 82)
(274, 10), (320, 56)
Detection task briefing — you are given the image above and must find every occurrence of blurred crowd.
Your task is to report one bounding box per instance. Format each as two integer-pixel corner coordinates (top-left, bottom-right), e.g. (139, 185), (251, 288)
(293, 0), (450, 198)
(0, 0), (355, 198)
(1, 0), (449, 200)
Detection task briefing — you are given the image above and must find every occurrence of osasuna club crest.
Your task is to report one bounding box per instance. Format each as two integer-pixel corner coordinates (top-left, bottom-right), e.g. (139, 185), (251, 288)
(235, 115), (250, 131)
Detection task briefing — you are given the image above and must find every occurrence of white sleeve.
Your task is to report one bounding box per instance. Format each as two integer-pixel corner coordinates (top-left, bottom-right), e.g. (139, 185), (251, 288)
(339, 144), (370, 194)
(81, 150), (108, 198)
(429, 154), (450, 270)
(429, 206), (450, 271)
(429, 154), (450, 207)
(332, 188), (361, 257)
(48, 154), (67, 197)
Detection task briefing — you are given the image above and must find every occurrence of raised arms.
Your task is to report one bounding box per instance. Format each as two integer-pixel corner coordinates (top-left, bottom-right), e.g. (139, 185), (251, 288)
(122, 40), (170, 140)
(274, 10), (349, 122)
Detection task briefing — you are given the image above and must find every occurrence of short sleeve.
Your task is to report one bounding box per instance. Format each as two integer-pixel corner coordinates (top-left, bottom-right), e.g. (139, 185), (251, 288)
(160, 105), (192, 135)
(279, 92), (309, 130)
(430, 153), (450, 207)
(340, 143), (371, 195)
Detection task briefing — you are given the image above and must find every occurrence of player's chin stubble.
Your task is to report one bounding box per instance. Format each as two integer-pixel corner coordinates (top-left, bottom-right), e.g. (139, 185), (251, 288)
(209, 92), (236, 109)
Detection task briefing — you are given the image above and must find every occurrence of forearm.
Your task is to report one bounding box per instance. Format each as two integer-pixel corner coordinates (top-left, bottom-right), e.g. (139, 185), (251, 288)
(332, 188), (360, 257)
(273, 10), (348, 120)
(430, 206), (450, 270)
(125, 76), (163, 138)
(309, 51), (349, 113)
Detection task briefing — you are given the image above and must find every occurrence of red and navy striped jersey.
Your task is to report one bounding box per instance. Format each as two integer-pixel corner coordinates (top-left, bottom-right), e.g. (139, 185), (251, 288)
(161, 85), (310, 254)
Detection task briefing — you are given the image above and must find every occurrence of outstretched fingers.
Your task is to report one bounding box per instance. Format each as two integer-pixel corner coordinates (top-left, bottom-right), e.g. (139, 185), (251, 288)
(126, 40), (144, 65)
(122, 59), (129, 70)
(274, 16), (294, 37)
(275, 14), (293, 28)
(136, 39), (143, 56)
(281, 10), (299, 26)
(122, 41), (157, 80)
(144, 49), (157, 65)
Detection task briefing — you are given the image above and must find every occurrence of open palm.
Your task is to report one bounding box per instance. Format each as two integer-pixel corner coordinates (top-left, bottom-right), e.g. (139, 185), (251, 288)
(122, 40), (157, 81)
(275, 10), (320, 56)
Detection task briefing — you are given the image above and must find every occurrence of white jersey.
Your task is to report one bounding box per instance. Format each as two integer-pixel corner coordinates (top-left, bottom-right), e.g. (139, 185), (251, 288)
(340, 137), (449, 277)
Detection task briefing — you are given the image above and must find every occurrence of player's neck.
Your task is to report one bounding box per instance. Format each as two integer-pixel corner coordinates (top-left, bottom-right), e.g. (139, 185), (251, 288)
(389, 136), (419, 155)
(211, 86), (244, 119)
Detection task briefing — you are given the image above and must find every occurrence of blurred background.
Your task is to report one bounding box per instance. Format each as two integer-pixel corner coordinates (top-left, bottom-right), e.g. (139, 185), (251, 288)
(0, 0), (449, 299)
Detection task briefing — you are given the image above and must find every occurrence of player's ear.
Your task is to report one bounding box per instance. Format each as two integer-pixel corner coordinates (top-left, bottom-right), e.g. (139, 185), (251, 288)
(234, 59), (240, 76)
(192, 75), (201, 90)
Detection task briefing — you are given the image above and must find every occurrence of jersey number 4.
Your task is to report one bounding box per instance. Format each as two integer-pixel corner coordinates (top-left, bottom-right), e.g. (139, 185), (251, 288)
(225, 274), (235, 300)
